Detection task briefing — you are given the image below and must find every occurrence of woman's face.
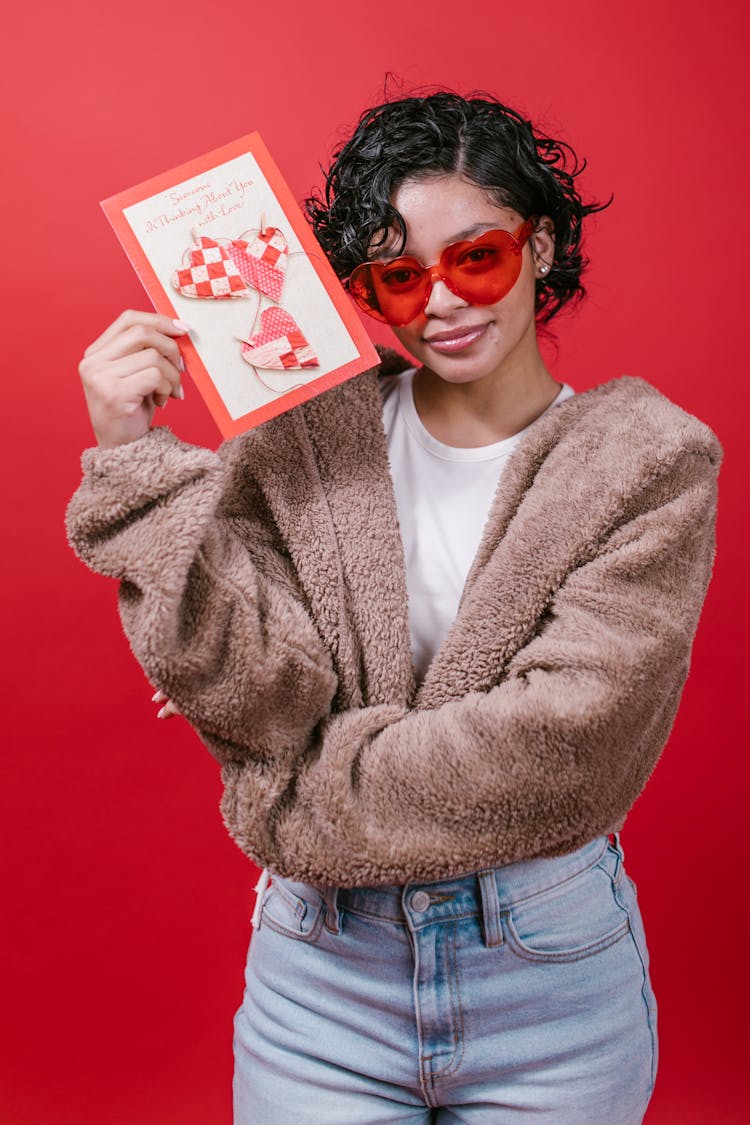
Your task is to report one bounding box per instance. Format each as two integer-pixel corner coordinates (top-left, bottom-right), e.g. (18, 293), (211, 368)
(381, 174), (552, 388)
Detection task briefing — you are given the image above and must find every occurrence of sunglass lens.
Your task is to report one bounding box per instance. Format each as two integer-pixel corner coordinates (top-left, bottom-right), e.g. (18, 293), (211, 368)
(349, 260), (430, 326)
(442, 230), (522, 305)
(349, 265), (388, 323)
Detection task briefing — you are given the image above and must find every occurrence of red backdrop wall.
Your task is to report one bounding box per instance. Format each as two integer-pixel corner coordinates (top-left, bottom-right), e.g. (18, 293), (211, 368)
(3, 1), (747, 1121)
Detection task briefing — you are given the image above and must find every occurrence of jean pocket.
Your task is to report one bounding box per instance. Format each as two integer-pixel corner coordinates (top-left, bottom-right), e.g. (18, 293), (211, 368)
(504, 856), (629, 963)
(259, 879), (325, 945)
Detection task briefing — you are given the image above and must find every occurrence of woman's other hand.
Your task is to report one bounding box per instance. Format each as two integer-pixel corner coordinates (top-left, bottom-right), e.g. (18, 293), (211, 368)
(78, 311), (190, 449)
(152, 689), (182, 720)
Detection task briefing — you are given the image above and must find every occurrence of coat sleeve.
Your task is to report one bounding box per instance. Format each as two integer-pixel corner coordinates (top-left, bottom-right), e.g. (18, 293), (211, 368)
(270, 445), (720, 882)
(65, 426), (337, 762)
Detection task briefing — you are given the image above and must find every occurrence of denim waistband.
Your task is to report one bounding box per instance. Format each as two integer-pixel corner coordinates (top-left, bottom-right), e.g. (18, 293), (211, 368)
(334, 835), (614, 918)
(280, 835), (622, 945)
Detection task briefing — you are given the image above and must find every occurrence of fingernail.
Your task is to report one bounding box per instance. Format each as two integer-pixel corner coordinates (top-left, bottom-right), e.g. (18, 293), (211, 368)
(177, 355), (185, 372)
(157, 705), (167, 719)
(152, 690), (164, 702)
(176, 384), (185, 400)
(173, 319), (193, 333)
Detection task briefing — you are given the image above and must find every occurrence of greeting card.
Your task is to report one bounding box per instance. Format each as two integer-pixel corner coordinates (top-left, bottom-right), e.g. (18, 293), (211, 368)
(101, 134), (378, 437)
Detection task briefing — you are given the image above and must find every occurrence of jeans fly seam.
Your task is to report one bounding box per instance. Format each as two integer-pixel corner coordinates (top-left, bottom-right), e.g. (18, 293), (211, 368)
(423, 924), (466, 1084)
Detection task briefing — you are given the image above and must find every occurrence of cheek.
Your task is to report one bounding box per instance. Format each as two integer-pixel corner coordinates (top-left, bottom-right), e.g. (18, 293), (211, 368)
(507, 252), (537, 297)
(391, 321), (427, 355)
(491, 261), (538, 322)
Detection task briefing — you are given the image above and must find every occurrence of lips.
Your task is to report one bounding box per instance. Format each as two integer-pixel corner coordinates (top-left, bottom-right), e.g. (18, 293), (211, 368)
(423, 322), (489, 353)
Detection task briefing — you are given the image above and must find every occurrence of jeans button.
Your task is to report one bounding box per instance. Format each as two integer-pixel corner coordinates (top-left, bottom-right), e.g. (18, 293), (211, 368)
(410, 890), (431, 913)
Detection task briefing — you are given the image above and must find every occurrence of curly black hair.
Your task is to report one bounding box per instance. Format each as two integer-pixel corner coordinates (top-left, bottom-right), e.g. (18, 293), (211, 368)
(305, 90), (610, 323)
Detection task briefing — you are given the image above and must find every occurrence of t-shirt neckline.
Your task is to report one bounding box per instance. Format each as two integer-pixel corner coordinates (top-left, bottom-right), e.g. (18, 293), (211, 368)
(397, 368), (572, 463)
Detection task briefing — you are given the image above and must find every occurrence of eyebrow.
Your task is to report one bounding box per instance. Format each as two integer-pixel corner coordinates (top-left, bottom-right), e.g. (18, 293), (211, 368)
(377, 222), (502, 262)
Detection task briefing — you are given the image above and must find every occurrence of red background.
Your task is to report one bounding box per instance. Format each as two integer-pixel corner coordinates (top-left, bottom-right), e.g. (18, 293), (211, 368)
(2, 2), (747, 1122)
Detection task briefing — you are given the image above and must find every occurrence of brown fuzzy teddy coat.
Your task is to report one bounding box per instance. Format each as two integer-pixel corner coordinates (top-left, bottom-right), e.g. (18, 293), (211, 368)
(66, 363), (721, 886)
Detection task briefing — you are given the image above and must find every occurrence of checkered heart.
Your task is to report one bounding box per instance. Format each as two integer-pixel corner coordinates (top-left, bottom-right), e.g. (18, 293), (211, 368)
(241, 308), (318, 370)
(226, 227), (288, 303)
(171, 236), (249, 299)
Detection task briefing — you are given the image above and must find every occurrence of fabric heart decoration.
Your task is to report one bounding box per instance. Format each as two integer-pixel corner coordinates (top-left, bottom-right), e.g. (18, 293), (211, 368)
(171, 236), (249, 299)
(226, 227), (288, 303)
(241, 308), (318, 370)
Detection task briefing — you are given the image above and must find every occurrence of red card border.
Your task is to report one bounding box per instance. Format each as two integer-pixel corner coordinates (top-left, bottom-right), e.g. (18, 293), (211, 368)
(101, 133), (378, 438)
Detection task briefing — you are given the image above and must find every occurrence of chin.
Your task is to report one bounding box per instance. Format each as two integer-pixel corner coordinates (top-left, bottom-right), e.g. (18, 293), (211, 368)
(427, 362), (498, 385)
(420, 346), (513, 385)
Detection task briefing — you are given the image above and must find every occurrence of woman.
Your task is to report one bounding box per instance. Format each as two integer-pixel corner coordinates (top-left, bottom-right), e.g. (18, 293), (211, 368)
(67, 91), (721, 1122)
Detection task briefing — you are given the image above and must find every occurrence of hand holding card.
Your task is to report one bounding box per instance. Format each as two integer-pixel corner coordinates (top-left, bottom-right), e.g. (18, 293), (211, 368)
(78, 311), (188, 449)
(101, 134), (378, 438)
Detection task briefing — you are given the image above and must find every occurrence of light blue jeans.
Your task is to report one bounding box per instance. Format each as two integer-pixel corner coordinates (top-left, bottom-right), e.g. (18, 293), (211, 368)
(233, 836), (657, 1123)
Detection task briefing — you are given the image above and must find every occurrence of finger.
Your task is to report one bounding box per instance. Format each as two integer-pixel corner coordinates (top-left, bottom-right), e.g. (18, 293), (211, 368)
(157, 700), (182, 719)
(85, 348), (183, 401)
(86, 310), (190, 357)
(82, 338), (186, 406)
(87, 323), (186, 369)
(122, 366), (182, 408)
(83, 369), (176, 428)
(153, 380), (186, 408)
(85, 310), (191, 358)
(152, 690), (169, 703)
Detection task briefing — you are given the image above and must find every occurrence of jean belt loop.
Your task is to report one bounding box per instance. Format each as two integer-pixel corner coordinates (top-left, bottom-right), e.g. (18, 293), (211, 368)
(322, 886), (341, 935)
(609, 831), (625, 878)
(477, 869), (503, 948)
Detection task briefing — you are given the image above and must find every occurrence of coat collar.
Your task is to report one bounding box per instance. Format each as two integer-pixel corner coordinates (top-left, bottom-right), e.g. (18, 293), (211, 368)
(298, 370), (415, 709)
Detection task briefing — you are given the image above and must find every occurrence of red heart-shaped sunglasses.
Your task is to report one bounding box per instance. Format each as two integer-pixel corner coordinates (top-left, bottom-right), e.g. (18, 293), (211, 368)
(347, 220), (535, 327)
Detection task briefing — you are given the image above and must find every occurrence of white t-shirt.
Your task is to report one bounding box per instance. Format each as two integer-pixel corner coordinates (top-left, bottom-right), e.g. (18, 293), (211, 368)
(381, 369), (575, 682)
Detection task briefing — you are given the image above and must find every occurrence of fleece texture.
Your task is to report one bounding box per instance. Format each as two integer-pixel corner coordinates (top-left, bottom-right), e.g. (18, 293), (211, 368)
(66, 361), (722, 886)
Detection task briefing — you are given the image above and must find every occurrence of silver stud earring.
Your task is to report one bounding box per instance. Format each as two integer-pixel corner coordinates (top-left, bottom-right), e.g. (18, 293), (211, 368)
(539, 264), (550, 275)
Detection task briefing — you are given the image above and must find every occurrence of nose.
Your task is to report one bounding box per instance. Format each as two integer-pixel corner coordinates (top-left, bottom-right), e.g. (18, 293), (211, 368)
(423, 271), (469, 318)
